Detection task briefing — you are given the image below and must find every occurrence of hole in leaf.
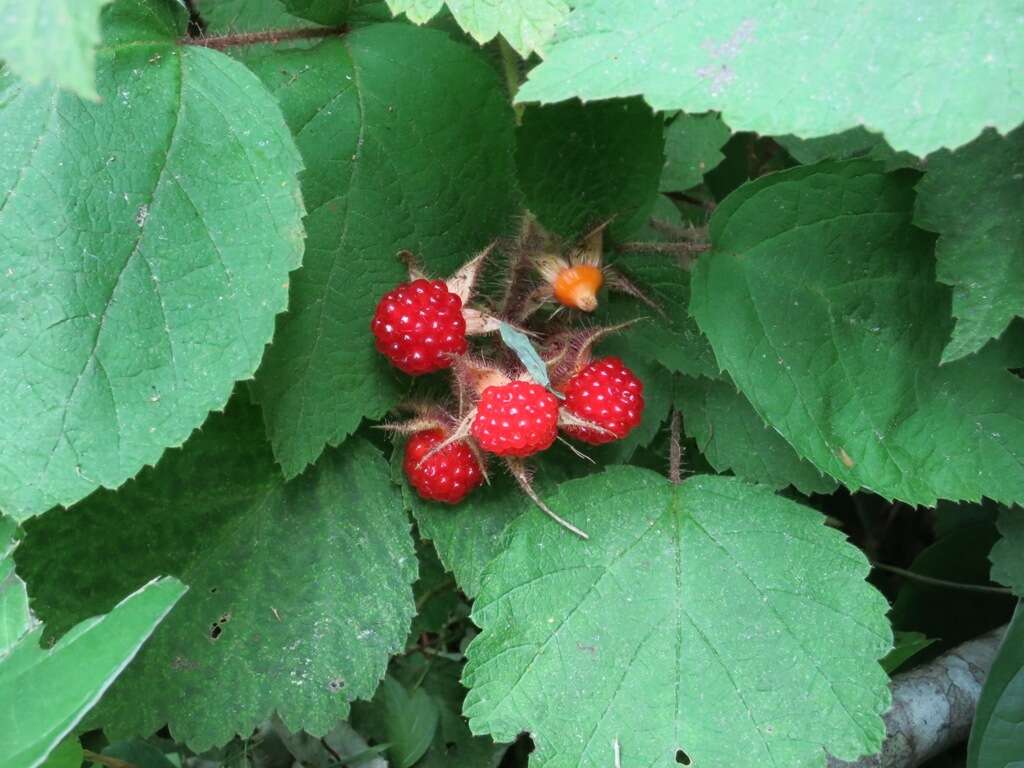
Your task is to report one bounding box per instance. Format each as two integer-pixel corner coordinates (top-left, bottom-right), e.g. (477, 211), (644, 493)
(209, 587), (218, 594)
(675, 749), (691, 765)
(326, 677), (345, 693)
(445, 742), (456, 751)
(209, 624), (222, 641)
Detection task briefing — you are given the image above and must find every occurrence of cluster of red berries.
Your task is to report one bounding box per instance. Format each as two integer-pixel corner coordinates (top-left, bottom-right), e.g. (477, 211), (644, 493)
(370, 224), (646, 524)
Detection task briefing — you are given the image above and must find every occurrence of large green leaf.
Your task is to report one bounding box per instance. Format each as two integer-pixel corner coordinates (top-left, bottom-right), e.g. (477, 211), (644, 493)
(383, 0), (569, 57)
(691, 161), (1024, 507)
(246, 26), (518, 478)
(0, 519), (184, 768)
(675, 375), (837, 495)
(517, 97), (665, 239)
(0, 0), (113, 98)
(992, 508), (1024, 596)
(516, 1), (1024, 157)
(967, 601), (1024, 768)
(16, 400), (416, 750)
(914, 127), (1024, 362)
(463, 468), (892, 767)
(0, 4), (306, 520)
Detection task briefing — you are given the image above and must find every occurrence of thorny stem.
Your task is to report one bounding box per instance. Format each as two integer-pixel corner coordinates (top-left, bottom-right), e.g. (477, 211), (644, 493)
(181, 26), (349, 50)
(616, 240), (711, 255)
(498, 38), (525, 124)
(871, 561), (1013, 595)
(669, 409), (682, 484)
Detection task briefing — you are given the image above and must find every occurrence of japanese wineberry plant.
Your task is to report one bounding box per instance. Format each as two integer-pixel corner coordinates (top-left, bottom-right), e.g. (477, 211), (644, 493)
(1, 2), (1022, 768)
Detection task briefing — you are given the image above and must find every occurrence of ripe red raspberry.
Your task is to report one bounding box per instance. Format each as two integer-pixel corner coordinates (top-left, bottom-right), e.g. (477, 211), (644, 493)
(403, 429), (483, 504)
(471, 380), (559, 457)
(371, 279), (468, 375)
(562, 356), (644, 445)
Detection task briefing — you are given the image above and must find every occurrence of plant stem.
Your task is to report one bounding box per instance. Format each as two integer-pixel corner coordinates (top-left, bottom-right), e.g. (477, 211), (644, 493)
(182, 26), (348, 50)
(871, 561), (1013, 595)
(669, 409), (682, 484)
(498, 37), (525, 124)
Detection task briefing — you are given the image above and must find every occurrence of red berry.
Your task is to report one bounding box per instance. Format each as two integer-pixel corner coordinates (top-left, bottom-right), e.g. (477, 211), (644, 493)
(371, 279), (468, 375)
(471, 381), (559, 457)
(562, 356), (644, 445)
(403, 429), (483, 504)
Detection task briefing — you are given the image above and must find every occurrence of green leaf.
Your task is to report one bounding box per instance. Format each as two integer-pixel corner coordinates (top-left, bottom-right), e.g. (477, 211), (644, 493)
(196, 0), (313, 32)
(463, 468), (892, 767)
(516, 1), (1024, 157)
(0, 0), (114, 98)
(384, 0), (569, 57)
(0, 12), (306, 520)
(245, 26), (518, 478)
(675, 375), (837, 495)
(499, 323), (554, 391)
(102, 741), (175, 768)
(15, 400), (416, 751)
(992, 508), (1024, 596)
(967, 601), (1024, 768)
(690, 161), (1024, 507)
(38, 739), (82, 768)
(0, 515), (184, 768)
(880, 631), (934, 674)
(517, 97), (665, 239)
(361, 677), (440, 768)
(660, 113), (731, 192)
(410, 539), (461, 639)
(775, 128), (919, 171)
(914, 126), (1024, 362)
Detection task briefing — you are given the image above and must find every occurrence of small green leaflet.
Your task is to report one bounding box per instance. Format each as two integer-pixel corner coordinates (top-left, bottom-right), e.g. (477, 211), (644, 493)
(660, 113), (731, 192)
(775, 128), (918, 171)
(384, 0), (570, 57)
(966, 602), (1024, 768)
(0, 2), (306, 519)
(464, 468), (892, 768)
(517, 0), (1024, 157)
(991, 508), (1024, 596)
(914, 126), (1024, 363)
(245, 26), (518, 479)
(0, 0), (113, 98)
(880, 631), (934, 674)
(691, 160), (1024, 507)
(356, 677), (439, 768)
(16, 400), (416, 751)
(0, 517), (185, 768)
(499, 323), (555, 392)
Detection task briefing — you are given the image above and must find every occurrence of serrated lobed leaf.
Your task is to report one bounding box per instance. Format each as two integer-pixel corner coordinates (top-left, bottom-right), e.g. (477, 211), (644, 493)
(516, 0), (1024, 157)
(16, 400), (417, 750)
(0, 0), (113, 98)
(914, 126), (1024, 362)
(384, 0), (570, 57)
(691, 161), (1024, 507)
(675, 375), (837, 495)
(1, 518), (184, 768)
(0, 18), (305, 519)
(463, 467), (892, 768)
(245, 26), (518, 478)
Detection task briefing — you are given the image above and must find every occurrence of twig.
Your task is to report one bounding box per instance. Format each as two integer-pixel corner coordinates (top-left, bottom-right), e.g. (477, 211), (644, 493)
(182, 26), (349, 50)
(828, 624), (1008, 768)
(871, 562), (1013, 595)
(669, 409), (682, 484)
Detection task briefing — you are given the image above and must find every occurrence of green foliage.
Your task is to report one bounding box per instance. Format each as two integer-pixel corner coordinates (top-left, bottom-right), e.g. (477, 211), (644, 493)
(0, 518), (184, 768)
(384, 0), (569, 56)
(517, 98), (664, 238)
(2, 2), (1023, 766)
(967, 602), (1024, 768)
(0, 0), (113, 98)
(692, 161), (1024, 507)
(517, 0), (1024, 156)
(0, 3), (305, 520)
(16, 400), (416, 750)
(914, 126), (1024, 362)
(464, 468), (892, 768)
(244, 26), (518, 478)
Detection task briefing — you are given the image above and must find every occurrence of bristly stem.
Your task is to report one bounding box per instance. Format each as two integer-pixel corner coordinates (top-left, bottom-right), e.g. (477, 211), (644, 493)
(871, 561), (1013, 595)
(181, 26), (349, 50)
(669, 409), (682, 484)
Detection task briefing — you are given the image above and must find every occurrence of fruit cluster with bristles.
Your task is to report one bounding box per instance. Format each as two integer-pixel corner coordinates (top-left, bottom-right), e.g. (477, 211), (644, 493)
(371, 216), (654, 538)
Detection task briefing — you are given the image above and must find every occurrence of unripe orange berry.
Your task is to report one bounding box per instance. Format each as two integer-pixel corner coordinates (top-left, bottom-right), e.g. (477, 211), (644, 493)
(552, 264), (603, 312)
